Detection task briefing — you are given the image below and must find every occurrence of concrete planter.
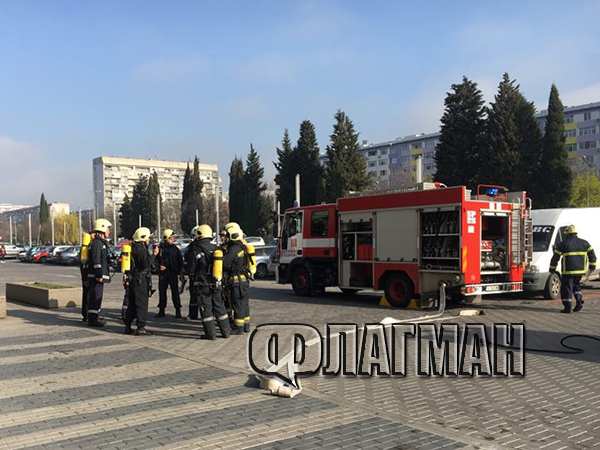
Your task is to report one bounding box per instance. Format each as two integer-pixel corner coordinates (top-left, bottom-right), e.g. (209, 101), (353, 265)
(6, 283), (82, 309)
(0, 296), (6, 318)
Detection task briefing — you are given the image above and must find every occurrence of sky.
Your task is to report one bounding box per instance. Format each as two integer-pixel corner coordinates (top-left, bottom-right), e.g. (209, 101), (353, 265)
(1, 0), (600, 208)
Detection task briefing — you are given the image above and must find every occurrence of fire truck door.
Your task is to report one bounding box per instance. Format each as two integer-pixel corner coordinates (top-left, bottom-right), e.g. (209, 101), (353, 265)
(280, 211), (303, 263)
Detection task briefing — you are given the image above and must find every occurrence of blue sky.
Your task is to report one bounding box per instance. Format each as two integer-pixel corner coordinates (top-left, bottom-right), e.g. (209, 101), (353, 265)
(1, 0), (600, 208)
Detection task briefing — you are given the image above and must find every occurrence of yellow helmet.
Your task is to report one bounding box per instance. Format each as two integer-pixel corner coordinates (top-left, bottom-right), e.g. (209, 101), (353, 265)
(133, 227), (151, 242)
(196, 224), (213, 240)
(565, 225), (578, 235)
(93, 218), (112, 233)
(162, 229), (175, 242)
(224, 222), (243, 241)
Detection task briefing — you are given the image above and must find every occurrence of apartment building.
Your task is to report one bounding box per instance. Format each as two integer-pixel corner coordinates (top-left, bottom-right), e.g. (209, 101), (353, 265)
(92, 156), (221, 216)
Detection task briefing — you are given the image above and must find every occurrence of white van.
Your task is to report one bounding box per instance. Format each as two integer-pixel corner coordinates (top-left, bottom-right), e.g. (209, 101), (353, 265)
(524, 208), (600, 298)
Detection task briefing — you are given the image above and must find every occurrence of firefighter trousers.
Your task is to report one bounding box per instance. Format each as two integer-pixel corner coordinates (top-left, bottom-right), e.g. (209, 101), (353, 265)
(126, 279), (149, 328)
(82, 281), (89, 319)
(188, 286), (199, 319)
(561, 275), (583, 311)
(158, 274), (181, 310)
(230, 280), (250, 331)
(199, 285), (230, 338)
(87, 279), (104, 323)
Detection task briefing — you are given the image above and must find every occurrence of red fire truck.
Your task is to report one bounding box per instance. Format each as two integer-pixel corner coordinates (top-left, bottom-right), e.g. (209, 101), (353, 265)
(275, 184), (532, 307)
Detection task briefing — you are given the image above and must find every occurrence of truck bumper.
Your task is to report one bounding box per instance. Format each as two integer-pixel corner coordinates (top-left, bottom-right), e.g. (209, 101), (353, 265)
(523, 272), (548, 292)
(461, 282), (523, 296)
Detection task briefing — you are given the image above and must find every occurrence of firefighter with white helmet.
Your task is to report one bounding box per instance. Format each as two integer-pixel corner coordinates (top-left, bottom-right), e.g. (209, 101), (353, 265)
(221, 222), (251, 335)
(79, 230), (95, 322)
(155, 228), (184, 318)
(549, 224), (597, 313)
(124, 227), (159, 335)
(187, 224), (230, 339)
(85, 219), (112, 327)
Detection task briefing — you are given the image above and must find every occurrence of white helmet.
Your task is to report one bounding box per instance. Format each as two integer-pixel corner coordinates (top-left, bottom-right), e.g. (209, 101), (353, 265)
(133, 227), (151, 243)
(93, 219), (112, 234)
(196, 224), (213, 240)
(162, 229), (175, 242)
(190, 226), (199, 238)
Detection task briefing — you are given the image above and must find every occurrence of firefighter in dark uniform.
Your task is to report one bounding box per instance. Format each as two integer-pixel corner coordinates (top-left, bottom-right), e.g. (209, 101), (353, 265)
(156, 229), (184, 318)
(185, 226), (201, 320)
(549, 225), (596, 313)
(79, 231), (95, 322)
(86, 219), (112, 327)
(125, 227), (159, 335)
(187, 224), (231, 339)
(222, 222), (250, 335)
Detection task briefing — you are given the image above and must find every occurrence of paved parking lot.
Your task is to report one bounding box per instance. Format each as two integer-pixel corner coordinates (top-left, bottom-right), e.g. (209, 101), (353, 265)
(2, 260), (600, 449)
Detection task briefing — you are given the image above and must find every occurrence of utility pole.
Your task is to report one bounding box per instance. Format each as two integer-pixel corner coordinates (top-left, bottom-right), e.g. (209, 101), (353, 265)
(78, 206), (82, 244)
(139, 215), (142, 228)
(51, 212), (55, 246)
(113, 205), (117, 243)
(157, 194), (161, 240)
(196, 209), (199, 226)
(215, 190), (220, 245)
(277, 201), (281, 237)
(9, 215), (12, 244)
(28, 213), (32, 247)
(294, 174), (300, 207)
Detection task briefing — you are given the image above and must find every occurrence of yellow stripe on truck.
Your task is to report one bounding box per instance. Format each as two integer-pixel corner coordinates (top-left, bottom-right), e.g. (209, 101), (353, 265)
(462, 247), (467, 273)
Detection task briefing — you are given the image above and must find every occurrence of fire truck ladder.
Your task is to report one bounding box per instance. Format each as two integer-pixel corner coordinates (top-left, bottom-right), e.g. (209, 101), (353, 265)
(511, 197), (533, 267)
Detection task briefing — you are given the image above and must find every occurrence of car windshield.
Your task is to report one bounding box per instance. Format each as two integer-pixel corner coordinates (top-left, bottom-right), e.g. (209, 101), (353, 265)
(533, 225), (555, 252)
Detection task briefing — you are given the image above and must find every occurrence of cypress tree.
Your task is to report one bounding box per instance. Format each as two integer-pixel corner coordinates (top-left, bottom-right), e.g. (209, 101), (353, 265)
(119, 195), (135, 239)
(324, 110), (370, 202)
(513, 93), (543, 195)
(180, 157), (204, 234)
(228, 157), (245, 225)
(39, 193), (50, 223)
(477, 73), (520, 189)
(243, 144), (270, 236)
(130, 175), (148, 230)
(273, 129), (296, 210)
(180, 163), (192, 232)
(146, 171), (161, 232)
(295, 120), (324, 205)
(434, 76), (486, 189)
(537, 84), (572, 208)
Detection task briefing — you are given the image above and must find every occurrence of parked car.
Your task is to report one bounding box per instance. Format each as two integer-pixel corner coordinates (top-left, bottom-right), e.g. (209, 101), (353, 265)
(254, 246), (276, 278)
(267, 247), (277, 275)
(23, 246), (42, 262)
(31, 248), (49, 263)
(47, 245), (70, 263)
(18, 248), (29, 261)
(56, 247), (81, 265)
(265, 239), (278, 247)
(245, 236), (266, 247)
(109, 246), (122, 271)
(0, 243), (20, 259)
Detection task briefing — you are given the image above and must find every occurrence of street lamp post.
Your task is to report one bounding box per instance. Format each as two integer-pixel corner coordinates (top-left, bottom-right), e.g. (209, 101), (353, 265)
(577, 156), (593, 208)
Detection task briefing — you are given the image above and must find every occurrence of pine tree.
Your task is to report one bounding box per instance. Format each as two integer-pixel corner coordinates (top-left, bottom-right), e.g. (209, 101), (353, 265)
(243, 144), (271, 236)
(434, 76), (486, 189)
(324, 110), (370, 202)
(273, 129), (296, 210)
(180, 163), (192, 232)
(180, 157), (204, 234)
(39, 193), (50, 223)
(130, 175), (148, 230)
(537, 84), (572, 208)
(295, 120), (324, 205)
(228, 157), (245, 225)
(513, 93), (543, 195)
(146, 171), (162, 232)
(477, 73), (521, 189)
(119, 195), (135, 239)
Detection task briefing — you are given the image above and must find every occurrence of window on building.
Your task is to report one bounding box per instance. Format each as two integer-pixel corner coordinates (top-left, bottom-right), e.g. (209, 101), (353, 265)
(379, 160), (386, 166)
(400, 144), (408, 153)
(579, 141), (598, 150)
(567, 144), (577, 152)
(424, 153), (434, 160)
(584, 112), (592, 121)
(411, 143), (421, 150)
(425, 165), (433, 170)
(368, 161), (376, 167)
(580, 126), (597, 136)
(391, 158), (397, 164)
(380, 149), (387, 155)
(565, 129), (577, 138)
(564, 116), (574, 124)
(368, 150), (377, 157)
(424, 139), (436, 147)
(380, 170), (387, 176)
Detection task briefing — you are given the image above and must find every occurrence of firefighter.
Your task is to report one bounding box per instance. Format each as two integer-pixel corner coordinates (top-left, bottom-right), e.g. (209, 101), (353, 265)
(125, 227), (159, 335)
(79, 231), (95, 322)
(549, 225), (597, 313)
(156, 229), (185, 318)
(188, 224), (230, 339)
(86, 219), (112, 327)
(222, 222), (251, 335)
(185, 226), (202, 320)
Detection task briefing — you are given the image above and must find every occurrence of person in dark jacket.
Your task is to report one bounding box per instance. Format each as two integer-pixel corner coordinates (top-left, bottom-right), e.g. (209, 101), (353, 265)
(549, 225), (597, 313)
(125, 227), (159, 335)
(155, 229), (184, 318)
(187, 224), (230, 339)
(185, 226), (201, 320)
(86, 219), (112, 327)
(222, 222), (250, 335)
(79, 231), (95, 321)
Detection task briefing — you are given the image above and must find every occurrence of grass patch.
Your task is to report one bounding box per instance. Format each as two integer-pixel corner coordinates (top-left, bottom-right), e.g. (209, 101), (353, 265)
(29, 282), (73, 289)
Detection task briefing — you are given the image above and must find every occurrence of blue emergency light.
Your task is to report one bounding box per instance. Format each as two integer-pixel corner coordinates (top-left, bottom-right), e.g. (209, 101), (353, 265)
(486, 188), (499, 196)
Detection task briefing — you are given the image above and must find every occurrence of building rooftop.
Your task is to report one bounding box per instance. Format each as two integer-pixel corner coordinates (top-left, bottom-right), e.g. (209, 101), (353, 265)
(535, 101), (600, 118)
(94, 156), (218, 171)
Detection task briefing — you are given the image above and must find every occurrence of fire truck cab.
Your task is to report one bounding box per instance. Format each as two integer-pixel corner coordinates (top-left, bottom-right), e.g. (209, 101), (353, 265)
(276, 183), (532, 308)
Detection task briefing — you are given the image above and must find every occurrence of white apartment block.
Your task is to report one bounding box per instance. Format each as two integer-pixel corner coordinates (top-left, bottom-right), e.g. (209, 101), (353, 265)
(93, 156), (221, 216)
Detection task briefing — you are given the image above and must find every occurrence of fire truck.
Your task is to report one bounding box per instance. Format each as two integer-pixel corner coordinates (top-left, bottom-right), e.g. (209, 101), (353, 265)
(275, 183), (533, 307)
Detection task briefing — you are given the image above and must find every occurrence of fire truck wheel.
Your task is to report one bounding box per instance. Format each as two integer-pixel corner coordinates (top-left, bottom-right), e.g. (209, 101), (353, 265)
(292, 267), (312, 297)
(543, 272), (561, 300)
(384, 273), (414, 308)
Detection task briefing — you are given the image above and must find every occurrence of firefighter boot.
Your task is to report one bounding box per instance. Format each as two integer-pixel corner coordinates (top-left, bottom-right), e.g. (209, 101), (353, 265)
(136, 326), (153, 336)
(218, 317), (231, 338)
(231, 326), (244, 335)
(560, 301), (572, 313)
(155, 308), (166, 318)
(201, 321), (217, 340)
(574, 293), (584, 312)
(124, 323), (134, 335)
(175, 308), (182, 319)
(244, 322), (251, 333)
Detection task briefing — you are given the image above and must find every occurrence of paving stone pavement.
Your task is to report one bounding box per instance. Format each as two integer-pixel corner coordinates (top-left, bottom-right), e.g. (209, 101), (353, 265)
(1, 261), (600, 449)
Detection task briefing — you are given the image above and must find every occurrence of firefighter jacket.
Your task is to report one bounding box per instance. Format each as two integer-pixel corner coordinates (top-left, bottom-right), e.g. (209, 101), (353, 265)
(131, 242), (155, 281)
(156, 243), (184, 276)
(87, 236), (111, 282)
(187, 238), (216, 286)
(550, 234), (597, 276)
(223, 241), (248, 283)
